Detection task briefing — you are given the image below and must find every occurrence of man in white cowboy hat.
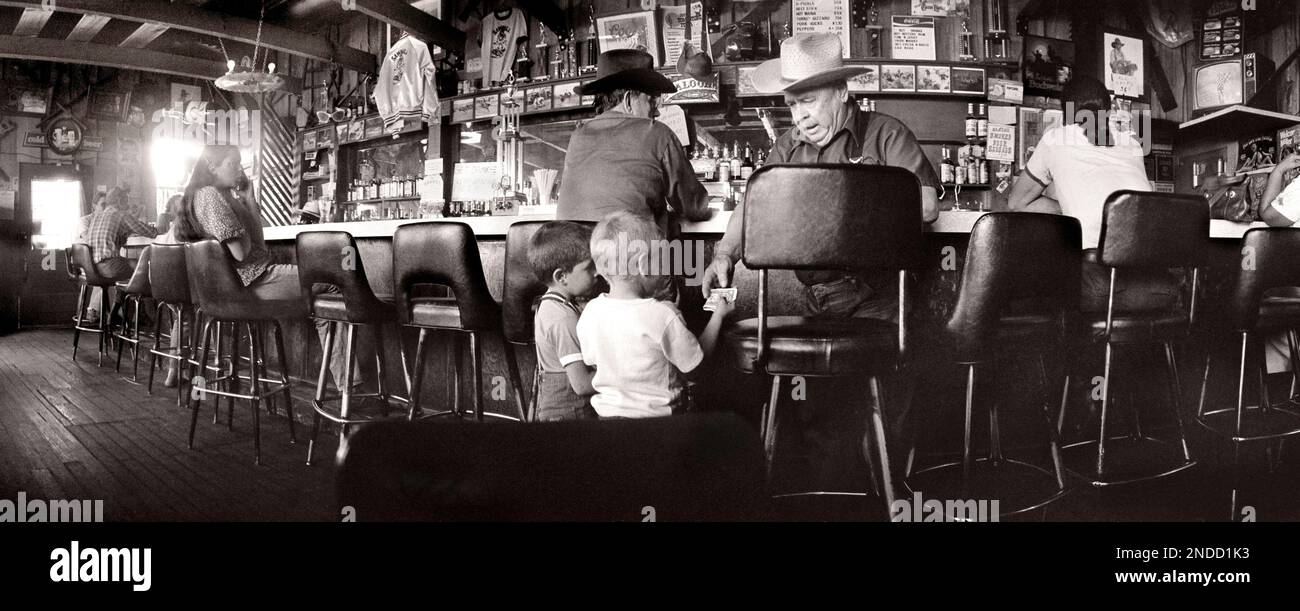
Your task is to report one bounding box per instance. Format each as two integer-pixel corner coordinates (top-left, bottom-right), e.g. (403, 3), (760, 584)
(701, 32), (939, 322)
(558, 48), (711, 234)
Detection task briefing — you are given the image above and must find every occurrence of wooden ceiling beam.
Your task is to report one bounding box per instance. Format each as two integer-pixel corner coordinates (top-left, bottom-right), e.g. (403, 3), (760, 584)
(343, 0), (466, 54)
(0, 0), (377, 73)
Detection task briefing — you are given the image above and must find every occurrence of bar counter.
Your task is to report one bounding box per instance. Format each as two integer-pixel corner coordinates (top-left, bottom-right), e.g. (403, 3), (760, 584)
(126, 209), (1263, 425)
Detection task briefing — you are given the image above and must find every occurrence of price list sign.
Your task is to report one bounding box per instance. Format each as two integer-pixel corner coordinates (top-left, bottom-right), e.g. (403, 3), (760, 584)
(792, 0), (851, 58)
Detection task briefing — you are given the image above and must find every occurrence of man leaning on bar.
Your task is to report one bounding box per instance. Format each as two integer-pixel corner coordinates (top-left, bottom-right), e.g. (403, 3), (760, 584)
(700, 32), (940, 321)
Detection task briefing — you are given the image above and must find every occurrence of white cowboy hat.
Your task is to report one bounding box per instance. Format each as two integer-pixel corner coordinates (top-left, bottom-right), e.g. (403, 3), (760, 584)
(752, 33), (867, 93)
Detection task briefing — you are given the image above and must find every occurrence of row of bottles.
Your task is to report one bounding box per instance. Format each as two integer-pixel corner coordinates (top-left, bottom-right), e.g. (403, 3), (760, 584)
(347, 174), (423, 202)
(941, 103), (991, 186)
(691, 142), (766, 182)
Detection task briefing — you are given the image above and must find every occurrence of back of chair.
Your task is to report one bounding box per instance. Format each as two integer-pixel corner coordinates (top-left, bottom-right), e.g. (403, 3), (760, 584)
(149, 243), (192, 304)
(120, 246), (152, 294)
(69, 243), (114, 286)
(946, 213), (1082, 361)
(1230, 228), (1300, 330)
(183, 239), (257, 317)
(392, 221), (498, 330)
(741, 164), (925, 272)
(502, 221), (548, 344)
(1097, 191), (1209, 268)
(295, 230), (387, 322)
(336, 413), (768, 521)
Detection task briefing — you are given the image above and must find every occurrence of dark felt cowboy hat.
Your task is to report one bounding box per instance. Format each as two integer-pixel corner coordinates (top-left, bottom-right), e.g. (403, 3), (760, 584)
(575, 49), (676, 96)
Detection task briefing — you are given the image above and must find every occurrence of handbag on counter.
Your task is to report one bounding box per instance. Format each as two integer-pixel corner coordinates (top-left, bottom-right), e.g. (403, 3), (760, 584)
(1202, 172), (1269, 222)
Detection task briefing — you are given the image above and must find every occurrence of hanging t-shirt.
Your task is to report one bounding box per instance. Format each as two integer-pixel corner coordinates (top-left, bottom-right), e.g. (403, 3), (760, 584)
(479, 8), (528, 86)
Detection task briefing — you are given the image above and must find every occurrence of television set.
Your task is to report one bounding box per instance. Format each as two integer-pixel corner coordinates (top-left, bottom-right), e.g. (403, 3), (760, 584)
(1192, 53), (1274, 117)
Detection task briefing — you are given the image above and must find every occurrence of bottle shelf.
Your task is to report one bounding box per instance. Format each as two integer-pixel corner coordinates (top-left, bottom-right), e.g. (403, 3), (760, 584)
(342, 196), (422, 206)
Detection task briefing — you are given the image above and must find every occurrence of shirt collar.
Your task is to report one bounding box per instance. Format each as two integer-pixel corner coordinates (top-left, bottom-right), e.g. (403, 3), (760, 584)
(790, 102), (860, 150)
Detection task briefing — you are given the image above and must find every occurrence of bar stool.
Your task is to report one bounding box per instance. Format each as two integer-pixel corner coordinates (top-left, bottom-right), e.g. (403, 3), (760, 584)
(297, 230), (411, 466)
(185, 239), (301, 465)
(109, 246), (151, 382)
(720, 164), (923, 513)
(904, 212), (1079, 517)
(147, 244), (201, 407)
(1197, 227), (1300, 518)
(68, 243), (115, 366)
(394, 221), (526, 422)
(1060, 191), (1205, 487)
(502, 220), (553, 422)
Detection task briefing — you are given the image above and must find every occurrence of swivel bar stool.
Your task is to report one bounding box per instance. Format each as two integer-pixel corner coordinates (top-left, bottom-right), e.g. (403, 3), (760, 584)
(1198, 227), (1300, 518)
(905, 212), (1079, 517)
(185, 239), (301, 465)
(501, 221), (548, 421)
(1060, 191), (1205, 487)
(68, 243), (116, 366)
(297, 230), (411, 466)
(394, 221), (526, 422)
(721, 164), (924, 513)
(109, 246), (152, 382)
(147, 243), (201, 407)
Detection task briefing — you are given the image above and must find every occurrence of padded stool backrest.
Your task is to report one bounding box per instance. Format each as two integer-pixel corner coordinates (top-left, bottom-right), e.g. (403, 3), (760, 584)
(149, 243), (192, 304)
(70, 243), (115, 286)
(184, 239), (258, 318)
(120, 246), (152, 295)
(947, 213), (1082, 360)
(1230, 228), (1300, 330)
(336, 413), (768, 521)
(503, 221), (548, 344)
(1098, 191), (1209, 268)
(296, 230), (386, 322)
(741, 164), (925, 272)
(393, 221), (497, 330)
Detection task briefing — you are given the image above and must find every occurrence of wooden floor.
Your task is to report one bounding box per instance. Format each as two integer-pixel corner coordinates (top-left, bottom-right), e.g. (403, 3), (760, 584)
(0, 329), (336, 521)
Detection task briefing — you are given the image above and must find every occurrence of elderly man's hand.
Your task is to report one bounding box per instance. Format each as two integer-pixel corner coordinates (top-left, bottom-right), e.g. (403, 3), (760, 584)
(700, 255), (734, 298)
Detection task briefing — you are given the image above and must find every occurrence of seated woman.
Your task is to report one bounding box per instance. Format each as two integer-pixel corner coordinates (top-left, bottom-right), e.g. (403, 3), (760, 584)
(1006, 74), (1178, 314)
(173, 145), (354, 389)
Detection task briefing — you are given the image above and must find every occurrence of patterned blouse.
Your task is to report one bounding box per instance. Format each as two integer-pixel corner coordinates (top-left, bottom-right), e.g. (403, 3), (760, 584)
(192, 186), (269, 286)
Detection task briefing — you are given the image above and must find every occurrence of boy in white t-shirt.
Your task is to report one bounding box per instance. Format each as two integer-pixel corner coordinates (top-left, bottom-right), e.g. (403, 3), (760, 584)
(577, 211), (734, 418)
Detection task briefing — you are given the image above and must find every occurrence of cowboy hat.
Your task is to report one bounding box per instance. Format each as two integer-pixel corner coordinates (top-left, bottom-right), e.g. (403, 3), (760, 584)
(752, 33), (867, 93)
(575, 49), (676, 96)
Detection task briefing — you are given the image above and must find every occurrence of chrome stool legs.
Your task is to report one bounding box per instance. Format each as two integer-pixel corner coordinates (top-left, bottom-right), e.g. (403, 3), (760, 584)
(72, 283), (111, 366)
(404, 328), (525, 423)
(306, 321), (411, 466)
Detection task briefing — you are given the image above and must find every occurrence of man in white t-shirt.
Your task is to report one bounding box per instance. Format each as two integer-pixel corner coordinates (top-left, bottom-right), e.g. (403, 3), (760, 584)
(1007, 75), (1177, 313)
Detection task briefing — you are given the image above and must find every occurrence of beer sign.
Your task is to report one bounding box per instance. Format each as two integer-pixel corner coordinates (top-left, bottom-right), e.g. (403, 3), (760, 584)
(661, 72), (718, 104)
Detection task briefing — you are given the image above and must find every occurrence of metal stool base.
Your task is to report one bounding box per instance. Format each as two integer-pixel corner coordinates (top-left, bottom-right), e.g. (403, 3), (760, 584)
(906, 458), (1071, 517)
(1061, 435), (1198, 487)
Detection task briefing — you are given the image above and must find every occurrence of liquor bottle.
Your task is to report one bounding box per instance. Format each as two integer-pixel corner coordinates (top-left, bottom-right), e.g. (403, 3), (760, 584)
(940, 147), (955, 183)
(976, 104), (989, 139)
(729, 142), (742, 179)
(740, 144), (754, 180)
(965, 103), (978, 138)
(755, 149), (766, 170)
(718, 146), (732, 183)
(705, 147), (717, 181)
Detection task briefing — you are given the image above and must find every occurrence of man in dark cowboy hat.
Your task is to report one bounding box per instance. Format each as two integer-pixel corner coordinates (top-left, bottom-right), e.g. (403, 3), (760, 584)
(557, 49), (711, 232)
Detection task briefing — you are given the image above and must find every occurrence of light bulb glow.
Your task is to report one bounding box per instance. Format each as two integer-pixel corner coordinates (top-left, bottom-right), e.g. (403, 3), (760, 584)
(267, 62), (276, 73)
(227, 59), (236, 72)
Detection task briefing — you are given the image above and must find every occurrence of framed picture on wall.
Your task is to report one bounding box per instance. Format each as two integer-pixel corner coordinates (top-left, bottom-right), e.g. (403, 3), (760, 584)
(1022, 35), (1073, 96)
(951, 67), (986, 95)
(90, 91), (131, 122)
(1103, 30), (1145, 99)
(2, 85), (50, 116)
(880, 65), (916, 92)
(525, 86), (553, 113)
(596, 11), (659, 65)
(553, 82), (581, 108)
(916, 65), (950, 92)
(452, 98), (474, 122)
(474, 94), (499, 119)
(846, 65), (880, 93)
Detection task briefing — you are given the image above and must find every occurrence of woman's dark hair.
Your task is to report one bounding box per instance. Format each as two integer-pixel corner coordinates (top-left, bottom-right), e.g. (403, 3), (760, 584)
(174, 145), (240, 243)
(1061, 75), (1115, 147)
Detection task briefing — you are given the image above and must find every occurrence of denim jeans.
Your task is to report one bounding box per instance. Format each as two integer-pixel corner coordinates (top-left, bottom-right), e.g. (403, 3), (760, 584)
(803, 273), (903, 323)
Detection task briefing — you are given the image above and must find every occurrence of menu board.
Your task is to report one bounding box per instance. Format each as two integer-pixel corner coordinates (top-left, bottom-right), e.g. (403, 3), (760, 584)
(451, 161), (502, 201)
(891, 16), (937, 61)
(792, 0), (851, 58)
(662, 5), (688, 66)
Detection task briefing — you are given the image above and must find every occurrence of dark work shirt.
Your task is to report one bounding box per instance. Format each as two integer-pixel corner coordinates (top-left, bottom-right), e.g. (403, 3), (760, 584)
(557, 110), (710, 233)
(719, 104), (938, 285)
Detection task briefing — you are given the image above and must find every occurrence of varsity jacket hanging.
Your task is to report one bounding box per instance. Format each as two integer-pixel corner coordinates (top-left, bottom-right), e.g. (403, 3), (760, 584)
(374, 35), (440, 136)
